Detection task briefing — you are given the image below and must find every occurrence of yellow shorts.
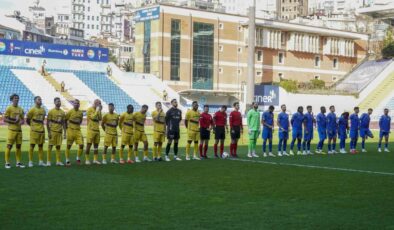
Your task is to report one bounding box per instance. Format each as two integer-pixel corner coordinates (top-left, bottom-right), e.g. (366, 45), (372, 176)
(86, 130), (100, 145)
(104, 134), (118, 147)
(30, 131), (45, 145)
(188, 131), (199, 142)
(49, 131), (63, 146)
(153, 132), (165, 143)
(121, 132), (134, 146)
(67, 129), (84, 146)
(134, 131), (147, 143)
(7, 130), (22, 145)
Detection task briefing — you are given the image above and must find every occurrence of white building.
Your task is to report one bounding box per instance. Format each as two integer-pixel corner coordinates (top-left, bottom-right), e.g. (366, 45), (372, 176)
(220, 0), (276, 18)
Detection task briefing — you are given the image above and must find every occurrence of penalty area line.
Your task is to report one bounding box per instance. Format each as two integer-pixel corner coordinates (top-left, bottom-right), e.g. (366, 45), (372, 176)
(229, 158), (394, 176)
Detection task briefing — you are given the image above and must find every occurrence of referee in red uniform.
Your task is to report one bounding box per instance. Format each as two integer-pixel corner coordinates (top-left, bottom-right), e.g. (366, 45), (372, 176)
(213, 105), (228, 158)
(199, 105), (213, 159)
(229, 102), (243, 157)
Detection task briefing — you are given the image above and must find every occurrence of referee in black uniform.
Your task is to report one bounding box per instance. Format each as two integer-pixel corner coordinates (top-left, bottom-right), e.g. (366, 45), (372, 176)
(165, 99), (183, 161)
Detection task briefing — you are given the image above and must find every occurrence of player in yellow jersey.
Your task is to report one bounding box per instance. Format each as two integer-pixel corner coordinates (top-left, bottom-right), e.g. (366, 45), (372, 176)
(46, 97), (66, 166)
(26, 96), (46, 167)
(85, 99), (102, 165)
(119, 104), (134, 164)
(152, 102), (166, 161)
(101, 103), (120, 164)
(185, 101), (201, 161)
(133, 105), (149, 162)
(65, 99), (84, 166)
(4, 94), (26, 169)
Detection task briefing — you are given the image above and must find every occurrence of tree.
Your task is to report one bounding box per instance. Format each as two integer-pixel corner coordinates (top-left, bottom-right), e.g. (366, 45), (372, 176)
(109, 51), (117, 65)
(122, 59), (134, 72)
(382, 29), (394, 59)
(383, 29), (394, 47)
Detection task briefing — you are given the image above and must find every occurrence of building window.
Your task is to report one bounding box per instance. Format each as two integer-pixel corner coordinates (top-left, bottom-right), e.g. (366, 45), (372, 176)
(219, 23), (224, 30)
(170, 19), (181, 81)
(219, 67), (223, 74)
(333, 58), (338, 69)
(256, 71), (262, 77)
(278, 72), (283, 80)
(143, 20), (151, 73)
(193, 22), (214, 90)
(219, 45), (223, 52)
(314, 75), (320, 80)
(237, 69), (242, 75)
(332, 76), (338, 82)
(238, 47), (242, 53)
(315, 56), (320, 67)
(238, 26), (242, 32)
(257, 51), (262, 61)
(278, 52), (284, 64)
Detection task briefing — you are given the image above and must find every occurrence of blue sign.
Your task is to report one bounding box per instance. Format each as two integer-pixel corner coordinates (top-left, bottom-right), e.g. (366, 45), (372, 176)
(254, 85), (279, 106)
(0, 39), (108, 62)
(134, 6), (160, 22)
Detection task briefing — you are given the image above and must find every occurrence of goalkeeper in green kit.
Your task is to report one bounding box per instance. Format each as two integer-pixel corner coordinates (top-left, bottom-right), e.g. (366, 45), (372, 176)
(247, 102), (260, 158)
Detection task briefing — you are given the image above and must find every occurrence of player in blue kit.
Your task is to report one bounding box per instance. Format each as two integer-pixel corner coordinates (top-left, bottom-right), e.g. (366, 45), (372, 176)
(315, 106), (327, 154)
(378, 108), (391, 152)
(302, 105), (315, 155)
(338, 112), (349, 154)
(349, 107), (360, 154)
(290, 106), (304, 156)
(277, 104), (290, 157)
(327, 105), (338, 154)
(360, 108), (374, 152)
(261, 105), (275, 157)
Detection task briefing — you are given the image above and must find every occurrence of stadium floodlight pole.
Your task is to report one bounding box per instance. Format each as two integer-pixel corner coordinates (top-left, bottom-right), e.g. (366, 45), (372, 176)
(245, 0), (256, 112)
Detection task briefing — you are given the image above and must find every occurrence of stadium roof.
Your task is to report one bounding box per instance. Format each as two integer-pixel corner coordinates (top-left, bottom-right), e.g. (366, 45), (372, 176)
(357, 2), (394, 20)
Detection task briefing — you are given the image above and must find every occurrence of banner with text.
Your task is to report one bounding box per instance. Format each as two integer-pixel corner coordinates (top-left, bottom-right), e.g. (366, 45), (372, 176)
(254, 85), (279, 106)
(134, 6), (160, 22)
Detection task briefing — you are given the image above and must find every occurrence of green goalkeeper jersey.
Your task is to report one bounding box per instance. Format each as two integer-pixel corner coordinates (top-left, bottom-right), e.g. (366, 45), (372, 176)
(247, 109), (260, 131)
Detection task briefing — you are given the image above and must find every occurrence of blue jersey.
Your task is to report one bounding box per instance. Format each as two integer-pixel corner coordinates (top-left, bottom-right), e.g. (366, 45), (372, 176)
(360, 113), (370, 129)
(277, 112), (289, 131)
(291, 112), (304, 130)
(379, 115), (391, 132)
(261, 111), (274, 127)
(349, 113), (360, 131)
(338, 116), (348, 133)
(327, 112), (338, 131)
(316, 113), (327, 132)
(304, 112), (314, 131)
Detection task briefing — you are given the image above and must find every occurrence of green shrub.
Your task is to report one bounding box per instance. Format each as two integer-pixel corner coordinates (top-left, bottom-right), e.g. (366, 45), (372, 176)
(382, 42), (394, 59)
(279, 79), (298, 93)
(310, 79), (325, 89)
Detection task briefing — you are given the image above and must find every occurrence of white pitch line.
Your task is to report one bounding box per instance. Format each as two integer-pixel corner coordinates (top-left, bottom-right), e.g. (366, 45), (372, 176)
(229, 158), (394, 176)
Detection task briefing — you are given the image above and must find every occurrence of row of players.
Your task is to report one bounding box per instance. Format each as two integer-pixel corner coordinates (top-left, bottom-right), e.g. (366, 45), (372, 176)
(3, 94), (392, 169)
(247, 102), (391, 157)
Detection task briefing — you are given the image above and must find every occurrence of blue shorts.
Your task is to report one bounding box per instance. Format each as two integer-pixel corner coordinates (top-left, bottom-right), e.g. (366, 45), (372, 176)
(318, 130), (327, 140)
(380, 131), (390, 138)
(327, 129), (337, 139)
(360, 128), (373, 138)
(338, 130), (347, 140)
(279, 130), (289, 140)
(292, 129), (302, 139)
(303, 129), (313, 141)
(349, 129), (359, 139)
(262, 128), (273, 140)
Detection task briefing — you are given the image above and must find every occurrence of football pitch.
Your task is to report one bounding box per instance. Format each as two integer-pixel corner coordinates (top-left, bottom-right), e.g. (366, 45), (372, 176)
(0, 126), (393, 229)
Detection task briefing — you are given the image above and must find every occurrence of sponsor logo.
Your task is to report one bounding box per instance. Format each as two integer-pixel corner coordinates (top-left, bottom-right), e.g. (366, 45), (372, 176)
(71, 48), (84, 57)
(63, 49), (68, 55)
(254, 85), (279, 105)
(24, 45), (45, 55)
(0, 42), (6, 52)
(87, 49), (95, 59)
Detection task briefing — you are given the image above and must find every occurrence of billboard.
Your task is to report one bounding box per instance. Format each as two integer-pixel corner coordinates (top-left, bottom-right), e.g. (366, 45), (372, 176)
(0, 39), (108, 62)
(134, 6), (160, 22)
(254, 85), (279, 106)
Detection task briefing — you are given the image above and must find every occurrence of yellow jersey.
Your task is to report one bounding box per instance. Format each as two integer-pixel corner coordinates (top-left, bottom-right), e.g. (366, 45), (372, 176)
(152, 110), (166, 133)
(186, 109), (200, 132)
(27, 106), (46, 133)
(86, 107), (102, 132)
(133, 112), (146, 133)
(65, 109), (83, 130)
(47, 108), (65, 133)
(119, 112), (134, 134)
(4, 105), (24, 131)
(102, 112), (119, 135)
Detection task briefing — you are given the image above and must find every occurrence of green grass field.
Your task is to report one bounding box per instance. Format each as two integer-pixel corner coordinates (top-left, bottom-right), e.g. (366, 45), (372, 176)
(0, 126), (393, 229)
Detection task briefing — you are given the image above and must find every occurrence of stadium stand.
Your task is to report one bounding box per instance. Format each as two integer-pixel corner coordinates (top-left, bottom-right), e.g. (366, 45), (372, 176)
(0, 65), (36, 112)
(358, 72), (394, 111)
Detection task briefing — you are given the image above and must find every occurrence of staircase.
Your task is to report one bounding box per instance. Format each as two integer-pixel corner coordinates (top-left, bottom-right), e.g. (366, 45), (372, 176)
(358, 72), (394, 110)
(41, 74), (75, 111)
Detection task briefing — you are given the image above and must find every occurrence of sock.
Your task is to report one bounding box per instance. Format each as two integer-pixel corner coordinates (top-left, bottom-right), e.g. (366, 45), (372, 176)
(47, 146), (52, 163)
(127, 147), (133, 159)
(77, 148), (83, 159)
(278, 139), (283, 152)
(56, 148), (61, 163)
(362, 139), (365, 149)
(102, 153), (107, 161)
(165, 143), (171, 156)
(93, 153), (98, 161)
(5, 148), (10, 164)
(174, 142), (178, 156)
(283, 139), (288, 151)
(302, 141), (306, 151)
(186, 143), (191, 157)
(134, 150), (138, 158)
(263, 140), (267, 152)
(199, 144), (203, 157)
(321, 140), (324, 151)
(65, 148), (70, 161)
(332, 142), (336, 151)
(204, 144), (208, 157)
(269, 141), (272, 152)
(157, 145), (162, 158)
(378, 141), (382, 148)
(16, 148), (21, 163)
(248, 140), (253, 153)
(38, 147), (44, 162)
(152, 145), (157, 158)
(290, 139), (295, 150)
(385, 143), (388, 148)
(230, 143), (234, 156)
(29, 147), (34, 162)
(307, 141), (311, 151)
(220, 143), (224, 156)
(328, 143), (332, 151)
(297, 140), (301, 151)
(193, 143), (198, 157)
(143, 150), (148, 157)
(111, 153), (115, 160)
(214, 144), (218, 156)
(234, 143), (238, 156)
(119, 147), (124, 160)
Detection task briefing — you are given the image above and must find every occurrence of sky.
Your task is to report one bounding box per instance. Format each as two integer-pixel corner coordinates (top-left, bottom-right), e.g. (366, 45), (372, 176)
(0, 0), (65, 17)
